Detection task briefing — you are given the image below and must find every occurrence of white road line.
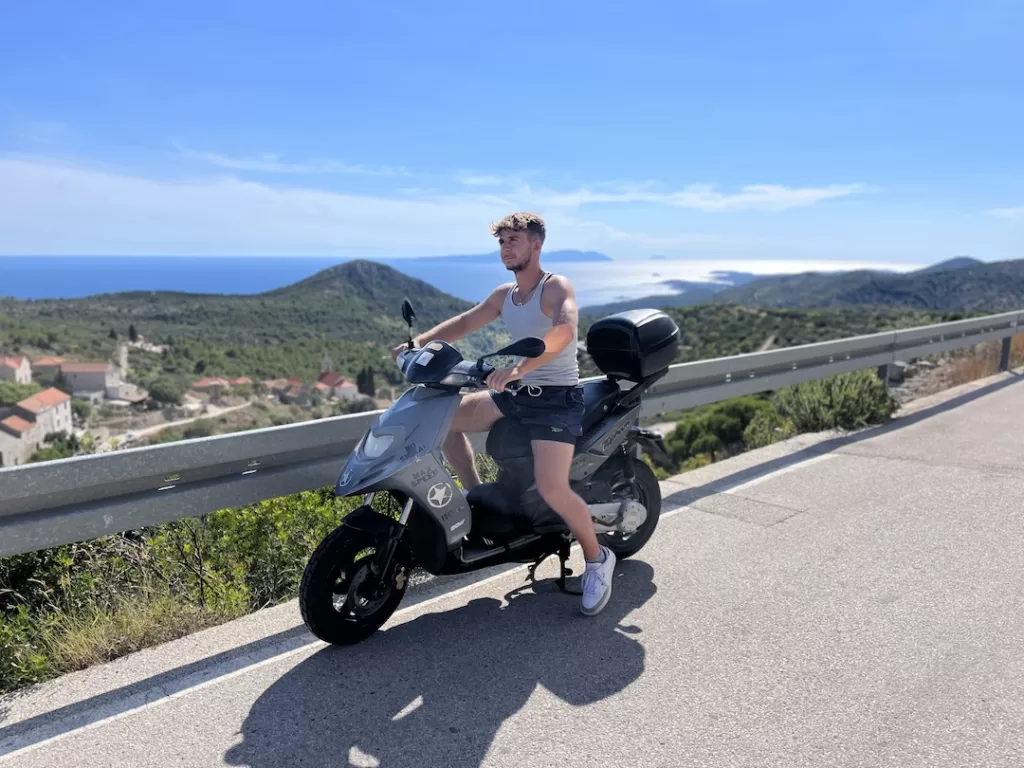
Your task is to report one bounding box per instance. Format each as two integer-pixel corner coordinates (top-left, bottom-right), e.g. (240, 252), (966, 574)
(724, 454), (835, 495)
(0, 450), (834, 761)
(661, 453), (835, 517)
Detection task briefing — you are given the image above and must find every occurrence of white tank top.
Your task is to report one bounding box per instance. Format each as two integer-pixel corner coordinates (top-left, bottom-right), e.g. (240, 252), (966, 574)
(500, 272), (579, 386)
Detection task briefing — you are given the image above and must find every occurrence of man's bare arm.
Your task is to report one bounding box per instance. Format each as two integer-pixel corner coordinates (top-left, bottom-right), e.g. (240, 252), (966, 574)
(411, 284), (509, 347)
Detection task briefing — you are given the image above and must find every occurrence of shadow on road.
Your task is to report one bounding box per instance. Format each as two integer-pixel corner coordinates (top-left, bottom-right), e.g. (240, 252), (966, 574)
(663, 370), (1023, 510)
(224, 559), (656, 768)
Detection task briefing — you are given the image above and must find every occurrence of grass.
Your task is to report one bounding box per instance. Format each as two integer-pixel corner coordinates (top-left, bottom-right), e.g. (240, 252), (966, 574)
(46, 596), (234, 675)
(941, 336), (1024, 388)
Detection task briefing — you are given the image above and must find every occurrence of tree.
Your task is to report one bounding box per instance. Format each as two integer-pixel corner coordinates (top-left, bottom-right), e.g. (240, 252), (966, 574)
(109, 328), (118, 340)
(70, 398), (92, 422)
(129, 324), (138, 343)
(148, 378), (184, 406)
(0, 381), (41, 407)
(357, 366), (376, 396)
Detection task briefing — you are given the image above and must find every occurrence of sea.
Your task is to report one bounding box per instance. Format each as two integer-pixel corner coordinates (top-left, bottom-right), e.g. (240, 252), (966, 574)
(0, 255), (920, 307)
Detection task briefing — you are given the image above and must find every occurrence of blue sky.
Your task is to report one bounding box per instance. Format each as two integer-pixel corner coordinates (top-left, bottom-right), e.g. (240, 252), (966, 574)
(1, 0), (1022, 264)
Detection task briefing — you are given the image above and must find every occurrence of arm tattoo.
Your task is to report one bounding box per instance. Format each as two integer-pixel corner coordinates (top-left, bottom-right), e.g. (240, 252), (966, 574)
(554, 299), (577, 327)
(552, 281), (578, 328)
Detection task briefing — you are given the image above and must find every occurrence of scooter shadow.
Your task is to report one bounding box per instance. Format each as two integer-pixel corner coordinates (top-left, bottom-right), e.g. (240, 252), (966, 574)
(224, 559), (657, 768)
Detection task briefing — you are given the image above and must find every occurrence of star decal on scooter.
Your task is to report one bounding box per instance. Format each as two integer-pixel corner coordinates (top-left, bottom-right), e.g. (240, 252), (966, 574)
(426, 482), (453, 508)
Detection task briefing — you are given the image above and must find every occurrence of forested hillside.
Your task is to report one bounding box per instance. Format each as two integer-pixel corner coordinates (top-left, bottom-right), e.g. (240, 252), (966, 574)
(710, 258), (1024, 312)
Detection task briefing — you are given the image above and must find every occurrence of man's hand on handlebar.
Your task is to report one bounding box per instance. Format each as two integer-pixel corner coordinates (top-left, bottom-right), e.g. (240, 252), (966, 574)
(485, 365), (524, 392)
(391, 341), (414, 361)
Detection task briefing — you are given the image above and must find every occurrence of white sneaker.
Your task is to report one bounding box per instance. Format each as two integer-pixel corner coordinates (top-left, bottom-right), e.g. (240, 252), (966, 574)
(580, 545), (616, 616)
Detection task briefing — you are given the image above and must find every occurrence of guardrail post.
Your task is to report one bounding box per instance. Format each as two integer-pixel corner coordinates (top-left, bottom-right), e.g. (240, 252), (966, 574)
(999, 336), (1013, 371)
(876, 364), (892, 387)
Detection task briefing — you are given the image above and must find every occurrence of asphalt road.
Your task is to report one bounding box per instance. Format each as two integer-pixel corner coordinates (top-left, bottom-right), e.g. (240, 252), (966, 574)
(2, 371), (1023, 767)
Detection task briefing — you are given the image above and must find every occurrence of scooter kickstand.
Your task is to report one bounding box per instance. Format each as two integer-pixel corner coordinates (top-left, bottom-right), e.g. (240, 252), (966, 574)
(524, 552), (549, 585)
(556, 542), (583, 595)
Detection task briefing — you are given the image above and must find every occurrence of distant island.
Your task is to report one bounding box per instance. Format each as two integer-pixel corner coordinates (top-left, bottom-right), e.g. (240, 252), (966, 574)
(413, 250), (614, 263)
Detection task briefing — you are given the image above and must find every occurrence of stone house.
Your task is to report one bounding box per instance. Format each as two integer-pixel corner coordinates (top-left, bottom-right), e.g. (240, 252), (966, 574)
(60, 362), (121, 402)
(32, 356), (65, 378)
(0, 356), (32, 385)
(0, 387), (72, 467)
(317, 372), (359, 401)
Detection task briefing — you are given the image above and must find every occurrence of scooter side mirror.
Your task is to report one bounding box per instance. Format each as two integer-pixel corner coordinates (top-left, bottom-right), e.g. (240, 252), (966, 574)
(476, 337), (546, 370)
(494, 337), (546, 359)
(401, 298), (416, 327)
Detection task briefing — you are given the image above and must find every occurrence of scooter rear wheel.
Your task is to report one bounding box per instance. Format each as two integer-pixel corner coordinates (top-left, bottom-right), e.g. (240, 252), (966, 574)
(598, 457), (662, 559)
(299, 524), (410, 646)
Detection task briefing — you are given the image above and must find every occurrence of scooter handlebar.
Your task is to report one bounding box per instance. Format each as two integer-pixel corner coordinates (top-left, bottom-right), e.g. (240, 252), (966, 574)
(395, 347), (495, 388)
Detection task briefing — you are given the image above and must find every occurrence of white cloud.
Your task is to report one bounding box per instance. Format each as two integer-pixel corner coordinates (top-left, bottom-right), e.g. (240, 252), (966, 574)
(457, 173), (507, 186)
(525, 181), (869, 212)
(0, 155), (733, 257)
(668, 183), (869, 212)
(173, 141), (409, 177)
(987, 206), (1024, 220)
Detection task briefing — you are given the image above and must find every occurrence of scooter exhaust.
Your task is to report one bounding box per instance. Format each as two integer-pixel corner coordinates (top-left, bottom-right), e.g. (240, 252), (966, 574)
(588, 500), (647, 534)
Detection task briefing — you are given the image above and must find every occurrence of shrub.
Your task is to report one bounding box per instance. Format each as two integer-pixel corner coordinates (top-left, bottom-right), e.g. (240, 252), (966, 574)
(664, 396), (774, 464)
(775, 369), (896, 432)
(742, 407), (797, 449)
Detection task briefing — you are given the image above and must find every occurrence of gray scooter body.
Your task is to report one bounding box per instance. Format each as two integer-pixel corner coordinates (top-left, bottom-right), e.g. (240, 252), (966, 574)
(335, 382), (471, 551)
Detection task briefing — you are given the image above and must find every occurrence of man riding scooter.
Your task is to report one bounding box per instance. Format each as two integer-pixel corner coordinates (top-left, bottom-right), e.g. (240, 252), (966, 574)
(392, 212), (617, 616)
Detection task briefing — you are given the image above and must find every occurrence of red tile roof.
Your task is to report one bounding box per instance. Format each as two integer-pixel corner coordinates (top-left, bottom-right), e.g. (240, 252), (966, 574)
(1, 356), (27, 369)
(231, 376), (252, 385)
(0, 415), (34, 435)
(33, 356), (64, 367)
(17, 387), (71, 414)
(318, 372), (355, 388)
(192, 377), (230, 388)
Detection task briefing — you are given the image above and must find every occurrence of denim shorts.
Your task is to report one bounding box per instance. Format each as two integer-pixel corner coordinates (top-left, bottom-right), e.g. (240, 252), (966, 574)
(490, 383), (585, 445)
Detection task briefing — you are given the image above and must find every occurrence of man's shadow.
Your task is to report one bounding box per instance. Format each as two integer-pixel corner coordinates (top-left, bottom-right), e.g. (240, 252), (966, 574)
(225, 559), (656, 768)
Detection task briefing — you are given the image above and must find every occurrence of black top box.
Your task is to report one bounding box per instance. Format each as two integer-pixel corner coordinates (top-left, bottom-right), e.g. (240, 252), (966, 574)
(585, 309), (681, 381)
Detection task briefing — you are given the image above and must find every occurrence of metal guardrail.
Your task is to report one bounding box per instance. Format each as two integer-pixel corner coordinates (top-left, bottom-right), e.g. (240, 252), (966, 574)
(1, 309), (1020, 558)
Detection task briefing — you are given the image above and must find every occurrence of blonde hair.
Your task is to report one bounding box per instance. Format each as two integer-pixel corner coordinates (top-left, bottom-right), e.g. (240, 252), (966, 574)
(489, 212), (546, 244)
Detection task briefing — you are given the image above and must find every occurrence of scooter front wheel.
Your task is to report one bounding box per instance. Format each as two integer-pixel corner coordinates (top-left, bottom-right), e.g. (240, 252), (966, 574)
(299, 523), (410, 646)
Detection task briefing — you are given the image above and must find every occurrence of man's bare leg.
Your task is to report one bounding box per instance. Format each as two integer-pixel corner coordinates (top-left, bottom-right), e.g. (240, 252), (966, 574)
(532, 439), (616, 616)
(443, 391), (502, 491)
(531, 440), (601, 559)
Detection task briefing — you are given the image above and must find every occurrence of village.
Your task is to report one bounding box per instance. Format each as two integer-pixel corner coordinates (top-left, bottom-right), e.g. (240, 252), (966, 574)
(0, 340), (395, 468)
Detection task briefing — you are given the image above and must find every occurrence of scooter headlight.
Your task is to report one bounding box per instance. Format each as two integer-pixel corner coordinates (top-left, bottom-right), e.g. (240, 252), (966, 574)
(361, 431), (394, 458)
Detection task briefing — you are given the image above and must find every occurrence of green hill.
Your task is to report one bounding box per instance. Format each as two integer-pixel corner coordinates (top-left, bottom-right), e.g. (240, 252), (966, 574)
(0, 257), (987, 403)
(912, 257), (983, 275)
(710, 257), (1024, 312)
(576, 304), (958, 379)
(1, 259), (493, 349)
(0, 260), (509, 397)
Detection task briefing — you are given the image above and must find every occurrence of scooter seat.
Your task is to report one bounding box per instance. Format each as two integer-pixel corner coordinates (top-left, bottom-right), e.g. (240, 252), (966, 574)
(581, 378), (620, 432)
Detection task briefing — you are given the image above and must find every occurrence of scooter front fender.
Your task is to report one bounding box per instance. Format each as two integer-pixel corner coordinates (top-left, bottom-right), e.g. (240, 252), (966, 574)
(341, 504), (403, 537)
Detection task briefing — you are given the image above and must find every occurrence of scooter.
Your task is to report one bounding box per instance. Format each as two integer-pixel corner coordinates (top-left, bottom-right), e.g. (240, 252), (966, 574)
(298, 298), (681, 645)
